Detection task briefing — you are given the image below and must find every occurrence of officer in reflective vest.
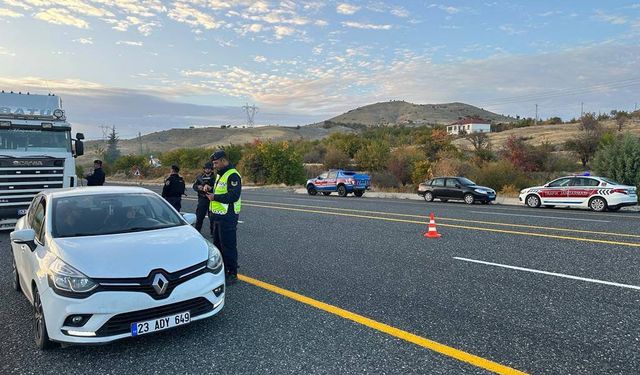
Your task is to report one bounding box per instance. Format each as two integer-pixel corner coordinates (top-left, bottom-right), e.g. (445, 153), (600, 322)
(207, 150), (241, 283)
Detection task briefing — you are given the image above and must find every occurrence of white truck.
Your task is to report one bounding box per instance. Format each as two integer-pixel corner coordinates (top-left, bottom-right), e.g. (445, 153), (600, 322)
(0, 91), (84, 229)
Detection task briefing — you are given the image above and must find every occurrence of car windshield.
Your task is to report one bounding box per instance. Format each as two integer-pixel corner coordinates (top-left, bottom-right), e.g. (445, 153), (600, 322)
(458, 178), (476, 186)
(51, 193), (185, 238)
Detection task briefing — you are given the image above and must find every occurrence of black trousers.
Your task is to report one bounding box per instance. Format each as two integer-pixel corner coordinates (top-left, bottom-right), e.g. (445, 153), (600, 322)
(195, 198), (213, 234)
(212, 218), (238, 275)
(165, 196), (181, 212)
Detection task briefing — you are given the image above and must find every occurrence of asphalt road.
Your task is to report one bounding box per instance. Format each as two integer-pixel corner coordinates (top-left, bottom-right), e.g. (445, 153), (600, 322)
(1, 186), (639, 374)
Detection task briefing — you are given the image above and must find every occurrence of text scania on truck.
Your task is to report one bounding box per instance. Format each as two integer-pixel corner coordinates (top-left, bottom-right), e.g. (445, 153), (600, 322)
(0, 91), (84, 229)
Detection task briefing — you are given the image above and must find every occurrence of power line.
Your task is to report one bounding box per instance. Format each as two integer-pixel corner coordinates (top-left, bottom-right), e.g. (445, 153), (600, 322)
(475, 77), (640, 107)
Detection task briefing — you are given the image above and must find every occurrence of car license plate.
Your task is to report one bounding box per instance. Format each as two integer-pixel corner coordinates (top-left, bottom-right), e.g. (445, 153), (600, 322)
(17, 208), (27, 216)
(131, 311), (191, 337)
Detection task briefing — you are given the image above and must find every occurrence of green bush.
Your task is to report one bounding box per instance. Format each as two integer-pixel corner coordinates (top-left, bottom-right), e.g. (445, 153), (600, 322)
(470, 160), (535, 191)
(237, 141), (305, 185)
(593, 133), (640, 188)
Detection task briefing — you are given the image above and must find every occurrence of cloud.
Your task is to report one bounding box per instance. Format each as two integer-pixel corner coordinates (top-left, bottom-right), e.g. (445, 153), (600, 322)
(594, 10), (626, 25)
(116, 40), (143, 46)
(73, 37), (93, 44)
(35, 8), (89, 28)
(429, 4), (461, 14)
(0, 7), (22, 17)
(274, 25), (295, 38)
(168, 2), (223, 30)
(2, 0), (31, 10)
(499, 24), (524, 35)
(391, 7), (410, 18)
(254, 55), (266, 62)
(336, 3), (359, 15)
(315, 19), (328, 26)
(0, 46), (15, 56)
(342, 21), (392, 30)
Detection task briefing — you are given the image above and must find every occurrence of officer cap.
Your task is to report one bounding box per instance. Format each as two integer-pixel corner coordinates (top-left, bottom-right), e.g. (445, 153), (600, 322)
(171, 164), (180, 172)
(204, 162), (213, 169)
(93, 159), (102, 165)
(210, 150), (226, 161)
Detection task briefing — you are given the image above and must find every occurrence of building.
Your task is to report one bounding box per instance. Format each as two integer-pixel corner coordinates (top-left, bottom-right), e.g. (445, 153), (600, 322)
(446, 118), (491, 135)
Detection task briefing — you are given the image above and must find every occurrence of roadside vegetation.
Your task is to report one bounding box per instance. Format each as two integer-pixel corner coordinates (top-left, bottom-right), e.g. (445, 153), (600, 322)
(98, 110), (640, 199)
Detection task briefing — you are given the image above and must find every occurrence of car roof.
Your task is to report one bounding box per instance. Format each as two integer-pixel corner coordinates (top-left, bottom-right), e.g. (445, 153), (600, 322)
(40, 186), (156, 199)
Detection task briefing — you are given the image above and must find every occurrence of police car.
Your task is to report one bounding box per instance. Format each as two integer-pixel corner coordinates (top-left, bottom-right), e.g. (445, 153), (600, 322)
(519, 174), (638, 212)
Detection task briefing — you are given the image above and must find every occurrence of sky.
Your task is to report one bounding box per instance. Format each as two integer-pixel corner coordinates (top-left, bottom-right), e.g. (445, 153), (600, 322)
(1, 0), (639, 139)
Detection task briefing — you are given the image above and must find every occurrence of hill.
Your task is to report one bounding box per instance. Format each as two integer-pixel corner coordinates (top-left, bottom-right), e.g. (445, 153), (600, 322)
(312, 101), (514, 128)
(452, 118), (640, 151)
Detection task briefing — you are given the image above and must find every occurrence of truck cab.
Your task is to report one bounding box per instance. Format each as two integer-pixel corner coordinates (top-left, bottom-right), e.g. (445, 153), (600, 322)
(0, 91), (84, 229)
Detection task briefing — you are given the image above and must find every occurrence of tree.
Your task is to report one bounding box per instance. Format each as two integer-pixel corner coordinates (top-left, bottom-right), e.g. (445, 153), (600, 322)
(354, 141), (390, 172)
(323, 146), (350, 169)
(104, 126), (121, 164)
(466, 132), (490, 152)
(593, 133), (640, 187)
(565, 114), (603, 167)
(501, 135), (537, 171)
(386, 147), (422, 186)
(614, 111), (629, 132)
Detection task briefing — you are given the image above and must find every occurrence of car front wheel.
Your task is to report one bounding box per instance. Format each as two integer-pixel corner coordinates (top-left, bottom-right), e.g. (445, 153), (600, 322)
(464, 194), (475, 205)
(526, 194), (541, 208)
(33, 286), (57, 350)
(307, 185), (318, 196)
(424, 192), (434, 202)
(589, 197), (607, 212)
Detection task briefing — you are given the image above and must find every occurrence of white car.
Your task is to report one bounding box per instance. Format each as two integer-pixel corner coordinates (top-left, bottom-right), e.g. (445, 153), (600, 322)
(9, 186), (225, 349)
(519, 175), (638, 212)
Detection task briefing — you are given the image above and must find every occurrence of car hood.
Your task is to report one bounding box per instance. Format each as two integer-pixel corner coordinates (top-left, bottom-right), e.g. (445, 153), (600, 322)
(49, 226), (208, 278)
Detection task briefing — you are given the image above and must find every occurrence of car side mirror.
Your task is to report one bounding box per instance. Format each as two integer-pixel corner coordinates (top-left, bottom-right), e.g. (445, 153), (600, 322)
(455, 184), (461, 188)
(10, 228), (37, 251)
(182, 213), (197, 226)
(75, 132), (85, 140)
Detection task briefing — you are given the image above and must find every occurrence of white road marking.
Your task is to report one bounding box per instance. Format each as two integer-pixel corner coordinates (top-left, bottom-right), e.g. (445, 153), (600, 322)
(469, 211), (610, 223)
(453, 257), (640, 291)
(238, 220), (244, 224)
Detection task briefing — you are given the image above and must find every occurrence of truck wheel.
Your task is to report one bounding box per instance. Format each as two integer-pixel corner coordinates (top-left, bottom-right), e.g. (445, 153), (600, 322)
(424, 192), (434, 202)
(354, 190), (364, 197)
(307, 185), (318, 196)
(526, 194), (541, 208)
(33, 286), (57, 350)
(589, 197), (607, 212)
(337, 185), (347, 197)
(464, 194), (475, 205)
(322, 192), (331, 196)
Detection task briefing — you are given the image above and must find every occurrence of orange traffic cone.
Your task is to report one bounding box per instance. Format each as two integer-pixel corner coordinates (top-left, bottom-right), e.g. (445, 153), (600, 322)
(424, 212), (441, 238)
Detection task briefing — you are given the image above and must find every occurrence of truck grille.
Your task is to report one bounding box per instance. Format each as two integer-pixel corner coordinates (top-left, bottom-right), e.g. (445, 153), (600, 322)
(0, 158), (65, 215)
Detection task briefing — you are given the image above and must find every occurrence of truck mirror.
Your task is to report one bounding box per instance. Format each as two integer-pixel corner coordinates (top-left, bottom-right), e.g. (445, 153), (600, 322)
(75, 132), (85, 140)
(74, 140), (84, 157)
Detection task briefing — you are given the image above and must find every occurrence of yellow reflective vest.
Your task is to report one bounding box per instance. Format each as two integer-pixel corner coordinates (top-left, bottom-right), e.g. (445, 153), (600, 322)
(209, 168), (242, 215)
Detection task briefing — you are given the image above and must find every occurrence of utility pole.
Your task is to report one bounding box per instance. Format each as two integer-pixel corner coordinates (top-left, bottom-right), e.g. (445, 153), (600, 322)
(581, 102), (584, 118)
(534, 104), (538, 126)
(138, 132), (143, 155)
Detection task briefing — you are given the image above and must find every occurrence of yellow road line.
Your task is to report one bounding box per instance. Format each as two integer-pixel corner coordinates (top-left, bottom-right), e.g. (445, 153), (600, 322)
(243, 199), (640, 239)
(244, 203), (640, 248)
(238, 273), (527, 375)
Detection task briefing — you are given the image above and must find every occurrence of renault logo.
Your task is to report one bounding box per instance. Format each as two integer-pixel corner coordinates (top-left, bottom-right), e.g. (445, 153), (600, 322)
(152, 274), (169, 295)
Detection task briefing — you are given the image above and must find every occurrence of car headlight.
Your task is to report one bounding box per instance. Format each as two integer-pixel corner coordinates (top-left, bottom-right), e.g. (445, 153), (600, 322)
(206, 240), (224, 274)
(474, 188), (488, 194)
(48, 258), (97, 293)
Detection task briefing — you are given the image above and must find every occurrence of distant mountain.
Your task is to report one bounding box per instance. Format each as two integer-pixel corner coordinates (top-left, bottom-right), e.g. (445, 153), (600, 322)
(78, 125), (355, 166)
(310, 101), (515, 128)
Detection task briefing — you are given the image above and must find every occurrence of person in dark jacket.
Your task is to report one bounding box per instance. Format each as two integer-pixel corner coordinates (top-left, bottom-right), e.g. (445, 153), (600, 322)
(162, 165), (185, 211)
(207, 150), (241, 283)
(85, 160), (105, 186)
(192, 162), (215, 235)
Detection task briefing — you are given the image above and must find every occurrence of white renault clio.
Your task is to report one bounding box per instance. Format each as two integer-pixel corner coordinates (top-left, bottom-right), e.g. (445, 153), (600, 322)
(9, 186), (225, 349)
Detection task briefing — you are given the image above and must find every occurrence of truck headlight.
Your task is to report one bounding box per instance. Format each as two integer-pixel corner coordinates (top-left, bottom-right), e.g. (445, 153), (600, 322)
(206, 241), (224, 274)
(48, 258), (97, 293)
